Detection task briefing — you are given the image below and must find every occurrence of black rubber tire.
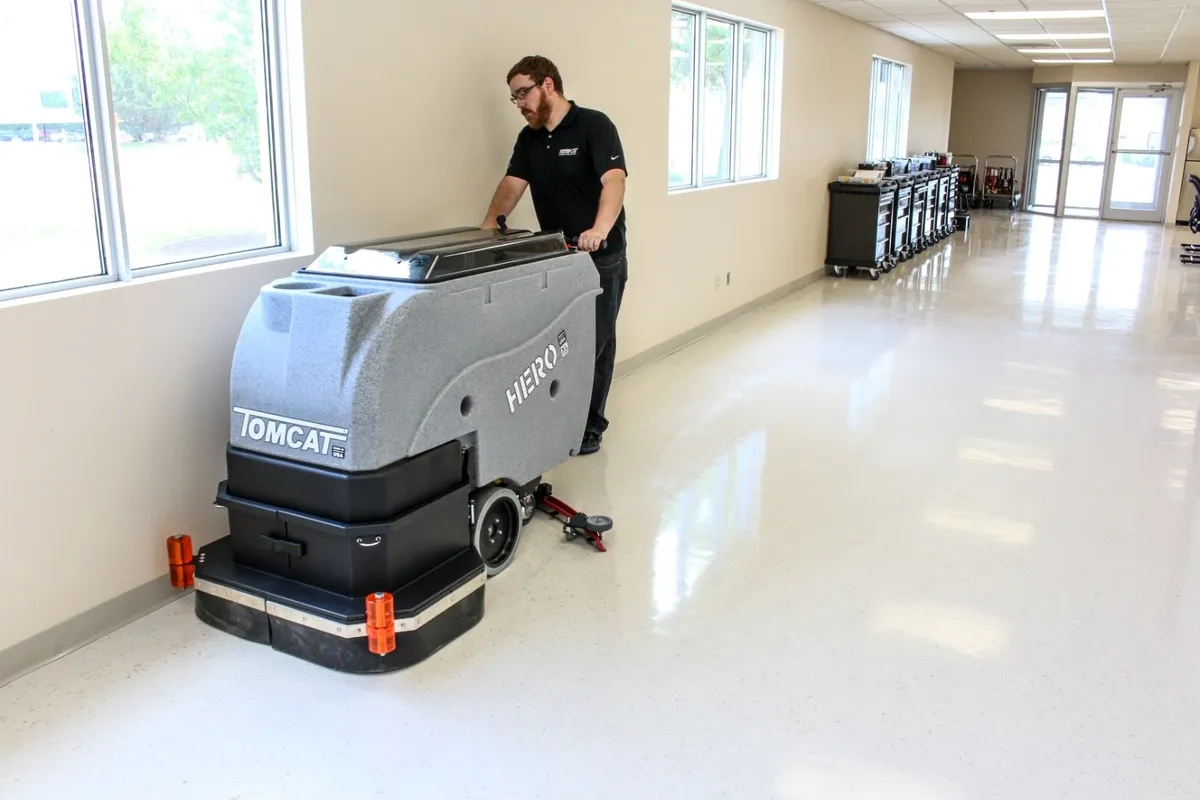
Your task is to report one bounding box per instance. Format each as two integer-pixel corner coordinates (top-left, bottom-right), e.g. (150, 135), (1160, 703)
(585, 515), (613, 532)
(472, 486), (522, 577)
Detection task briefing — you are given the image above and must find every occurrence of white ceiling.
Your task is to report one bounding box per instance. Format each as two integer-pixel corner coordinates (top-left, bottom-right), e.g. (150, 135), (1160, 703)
(811, 0), (1200, 67)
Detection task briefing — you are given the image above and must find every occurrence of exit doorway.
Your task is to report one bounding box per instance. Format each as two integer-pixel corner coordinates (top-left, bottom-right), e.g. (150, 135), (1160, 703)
(1026, 84), (1181, 222)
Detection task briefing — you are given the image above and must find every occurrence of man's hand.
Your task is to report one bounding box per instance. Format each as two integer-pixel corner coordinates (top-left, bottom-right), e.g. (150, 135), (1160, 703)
(482, 177), (528, 232)
(577, 228), (608, 252)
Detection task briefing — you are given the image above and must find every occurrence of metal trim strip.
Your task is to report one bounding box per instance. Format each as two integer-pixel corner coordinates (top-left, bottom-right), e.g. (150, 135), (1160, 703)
(194, 578), (267, 612)
(197, 571), (488, 639)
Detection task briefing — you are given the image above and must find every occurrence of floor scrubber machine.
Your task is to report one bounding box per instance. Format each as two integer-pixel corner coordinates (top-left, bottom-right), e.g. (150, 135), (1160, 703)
(182, 225), (614, 673)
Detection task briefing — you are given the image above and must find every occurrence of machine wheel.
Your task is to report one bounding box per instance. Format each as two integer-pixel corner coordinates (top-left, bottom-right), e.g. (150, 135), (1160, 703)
(868, 268), (881, 281)
(472, 486), (523, 576)
(1009, 199), (1018, 210)
(832, 265), (847, 278)
(585, 515), (614, 532)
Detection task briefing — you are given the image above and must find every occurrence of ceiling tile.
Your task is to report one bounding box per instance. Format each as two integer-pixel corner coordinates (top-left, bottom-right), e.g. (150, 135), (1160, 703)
(815, 0), (1192, 67)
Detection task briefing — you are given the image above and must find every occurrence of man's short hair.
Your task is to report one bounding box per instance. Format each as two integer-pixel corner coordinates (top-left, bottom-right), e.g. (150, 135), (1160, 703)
(507, 55), (564, 94)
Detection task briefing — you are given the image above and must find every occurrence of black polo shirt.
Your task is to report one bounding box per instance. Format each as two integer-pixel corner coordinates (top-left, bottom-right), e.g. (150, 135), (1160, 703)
(505, 102), (628, 257)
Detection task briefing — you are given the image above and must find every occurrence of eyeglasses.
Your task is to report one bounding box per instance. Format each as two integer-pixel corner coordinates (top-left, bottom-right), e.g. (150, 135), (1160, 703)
(510, 84), (539, 104)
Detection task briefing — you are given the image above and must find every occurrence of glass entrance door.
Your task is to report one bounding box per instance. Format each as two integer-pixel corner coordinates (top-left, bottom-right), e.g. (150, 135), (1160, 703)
(1028, 88), (1069, 213)
(1062, 89), (1115, 217)
(1102, 89), (1180, 222)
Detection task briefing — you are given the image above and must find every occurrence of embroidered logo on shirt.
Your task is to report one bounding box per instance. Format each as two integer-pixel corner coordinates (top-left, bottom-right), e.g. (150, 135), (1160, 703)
(558, 148), (578, 156)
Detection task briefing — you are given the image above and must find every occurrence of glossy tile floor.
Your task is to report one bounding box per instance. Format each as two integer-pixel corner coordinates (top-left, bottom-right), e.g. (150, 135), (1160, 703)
(4, 213), (1200, 799)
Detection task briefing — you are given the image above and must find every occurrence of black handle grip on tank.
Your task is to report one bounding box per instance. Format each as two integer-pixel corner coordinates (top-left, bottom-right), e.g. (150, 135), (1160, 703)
(496, 215), (606, 251)
(566, 235), (608, 252)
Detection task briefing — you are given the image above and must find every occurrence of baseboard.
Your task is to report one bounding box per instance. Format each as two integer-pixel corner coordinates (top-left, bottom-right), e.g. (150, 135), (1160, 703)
(0, 268), (825, 688)
(614, 267), (824, 380)
(0, 576), (184, 688)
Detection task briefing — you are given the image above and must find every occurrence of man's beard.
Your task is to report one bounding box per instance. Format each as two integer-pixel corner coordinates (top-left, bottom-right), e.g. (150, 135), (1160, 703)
(523, 103), (551, 129)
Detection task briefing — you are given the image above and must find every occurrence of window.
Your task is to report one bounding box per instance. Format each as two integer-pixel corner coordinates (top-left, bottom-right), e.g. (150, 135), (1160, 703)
(669, 5), (778, 190)
(867, 57), (909, 162)
(0, 0), (294, 300)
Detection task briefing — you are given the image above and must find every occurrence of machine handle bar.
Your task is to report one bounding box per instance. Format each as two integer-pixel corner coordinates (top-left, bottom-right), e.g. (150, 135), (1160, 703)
(495, 215), (606, 251)
(566, 235), (608, 252)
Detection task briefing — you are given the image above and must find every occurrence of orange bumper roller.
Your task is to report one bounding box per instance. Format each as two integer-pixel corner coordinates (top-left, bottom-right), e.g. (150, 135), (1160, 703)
(365, 592), (396, 655)
(167, 534), (194, 589)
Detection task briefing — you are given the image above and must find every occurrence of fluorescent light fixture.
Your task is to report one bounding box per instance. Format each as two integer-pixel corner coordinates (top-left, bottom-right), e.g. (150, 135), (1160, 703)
(966, 9), (1105, 19)
(1016, 47), (1111, 54)
(997, 32), (1110, 40)
(1032, 58), (1113, 63)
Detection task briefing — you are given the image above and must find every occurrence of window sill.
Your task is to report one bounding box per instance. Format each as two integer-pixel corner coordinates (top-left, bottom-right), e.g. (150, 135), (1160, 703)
(0, 247), (313, 309)
(668, 175), (778, 195)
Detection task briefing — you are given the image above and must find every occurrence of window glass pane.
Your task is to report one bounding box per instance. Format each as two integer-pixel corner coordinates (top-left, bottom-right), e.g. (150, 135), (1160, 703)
(1115, 95), (1169, 151)
(868, 59), (887, 161)
(867, 59), (907, 160)
(738, 27), (768, 179)
(668, 10), (695, 188)
(1068, 89), (1113, 163)
(0, 3), (105, 292)
(886, 64), (906, 158)
(702, 18), (734, 183)
(1036, 90), (1068, 159)
(102, 0), (279, 269)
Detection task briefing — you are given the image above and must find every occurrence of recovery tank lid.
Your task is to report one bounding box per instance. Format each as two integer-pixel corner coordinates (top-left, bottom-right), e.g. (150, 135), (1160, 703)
(300, 227), (569, 284)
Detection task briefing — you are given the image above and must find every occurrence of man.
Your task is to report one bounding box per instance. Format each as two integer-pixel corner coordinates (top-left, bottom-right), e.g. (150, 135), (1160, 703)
(481, 55), (628, 456)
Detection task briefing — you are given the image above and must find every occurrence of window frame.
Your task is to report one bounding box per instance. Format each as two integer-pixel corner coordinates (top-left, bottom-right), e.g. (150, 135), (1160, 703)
(1, 0), (301, 303)
(669, 3), (779, 193)
(866, 55), (911, 162)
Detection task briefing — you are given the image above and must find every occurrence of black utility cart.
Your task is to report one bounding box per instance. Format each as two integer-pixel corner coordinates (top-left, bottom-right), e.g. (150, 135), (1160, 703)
(825, 178), (900, 281)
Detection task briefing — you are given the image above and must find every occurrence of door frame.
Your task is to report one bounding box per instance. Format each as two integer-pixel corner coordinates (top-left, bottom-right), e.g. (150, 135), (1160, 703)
(1025, 85), (1071, 215)
(1101, 86), (1182, 223)
(1031, 81), (1185, 220)
(1057, 85), (1117, 218)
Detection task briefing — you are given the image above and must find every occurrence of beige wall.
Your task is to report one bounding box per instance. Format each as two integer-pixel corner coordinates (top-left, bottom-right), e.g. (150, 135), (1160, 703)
(948, 69), (1035, 182)
(0, 0), (953, 653)
(1033, 64), (1190, 85)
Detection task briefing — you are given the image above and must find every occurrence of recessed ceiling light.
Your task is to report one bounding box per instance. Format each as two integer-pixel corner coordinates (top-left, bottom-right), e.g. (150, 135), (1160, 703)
(1016, 47), (1112, 54)
(997, 32), (1111, 40)
(966, 9), (1106, 19)
(1031, 58), (1114, 63)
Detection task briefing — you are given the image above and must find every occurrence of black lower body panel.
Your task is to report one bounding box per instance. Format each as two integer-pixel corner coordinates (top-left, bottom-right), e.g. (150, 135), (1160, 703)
(267, 590), (484, 673)
(194, 536), (486, 674)
(196, 588), (271, 644)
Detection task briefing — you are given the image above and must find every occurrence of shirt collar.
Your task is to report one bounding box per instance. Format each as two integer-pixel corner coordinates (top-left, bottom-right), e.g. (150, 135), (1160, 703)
(533, 101), (578, 136)
(558, 101), (579, 128)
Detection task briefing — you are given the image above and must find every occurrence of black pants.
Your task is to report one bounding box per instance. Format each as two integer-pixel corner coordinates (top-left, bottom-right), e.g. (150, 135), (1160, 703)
(587, 252), (628, 436)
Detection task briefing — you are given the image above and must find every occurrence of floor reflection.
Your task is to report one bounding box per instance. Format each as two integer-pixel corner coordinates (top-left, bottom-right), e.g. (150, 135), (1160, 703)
(846, 349), (894, 430)
(1015, 216), (1162, 331)
(652, 429), (766, 624)
(872, 600), (1011, 659)
(923, 507), (1034, 546)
